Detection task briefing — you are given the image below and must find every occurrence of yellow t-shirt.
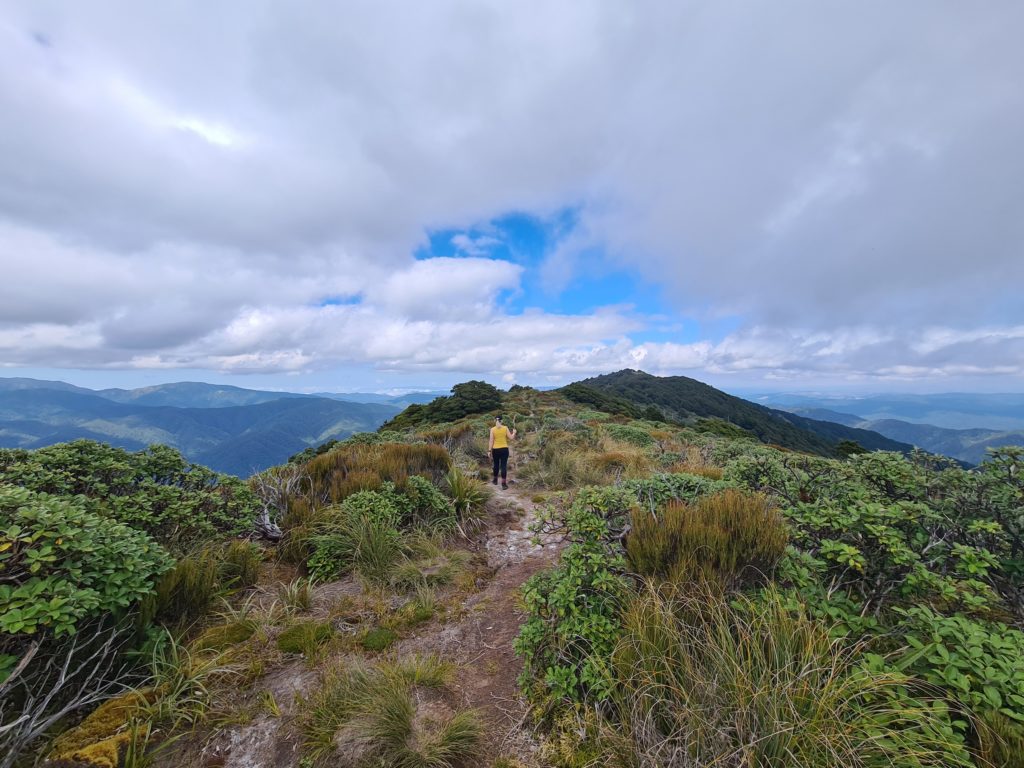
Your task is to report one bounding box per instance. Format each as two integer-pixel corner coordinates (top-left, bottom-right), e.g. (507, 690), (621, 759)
(490, 425), (511, 449)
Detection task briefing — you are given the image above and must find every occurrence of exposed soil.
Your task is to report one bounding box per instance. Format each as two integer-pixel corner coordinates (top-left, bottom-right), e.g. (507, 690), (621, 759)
(168, 482), (562, 768)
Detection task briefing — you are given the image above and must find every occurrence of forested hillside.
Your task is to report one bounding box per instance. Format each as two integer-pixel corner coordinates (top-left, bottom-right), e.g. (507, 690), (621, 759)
(576, 369), (913, 456)
(0, 388), (398, 475)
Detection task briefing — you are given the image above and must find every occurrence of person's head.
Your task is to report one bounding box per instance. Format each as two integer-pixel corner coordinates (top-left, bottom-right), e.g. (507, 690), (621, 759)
(495, 415), (503, 425)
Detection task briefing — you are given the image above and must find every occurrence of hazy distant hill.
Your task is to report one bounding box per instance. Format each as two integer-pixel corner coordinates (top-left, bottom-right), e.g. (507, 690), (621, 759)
(98, 381), (312, 408)
(758, 392), (1024, 431)
(577, 370), (913, 457)
(784, 406), (1024, 465)
(0, 387), (399, 475)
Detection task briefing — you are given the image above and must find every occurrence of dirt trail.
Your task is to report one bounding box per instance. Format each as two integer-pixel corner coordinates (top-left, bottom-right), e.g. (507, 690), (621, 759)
(396, 484), (562, 761)
(192, 483), (562, 768)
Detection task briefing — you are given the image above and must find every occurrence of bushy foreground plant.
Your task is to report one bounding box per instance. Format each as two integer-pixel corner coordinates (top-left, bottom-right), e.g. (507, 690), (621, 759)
(516, 488), (631, 705)
(301, 656), (481, 768)
(594, 586), (972, 768)
(0, 485), (172, 647)
(0, 441), (259, 548)
(303, 442), (452, 504)
(626, 489), (787, 587)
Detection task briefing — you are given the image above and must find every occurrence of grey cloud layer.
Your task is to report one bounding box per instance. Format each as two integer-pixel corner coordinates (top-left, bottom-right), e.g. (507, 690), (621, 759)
(1, 1), (1022, 383)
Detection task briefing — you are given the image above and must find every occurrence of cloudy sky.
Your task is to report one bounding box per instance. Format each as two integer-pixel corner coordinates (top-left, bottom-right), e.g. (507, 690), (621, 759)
(2, 1), (1022, 394)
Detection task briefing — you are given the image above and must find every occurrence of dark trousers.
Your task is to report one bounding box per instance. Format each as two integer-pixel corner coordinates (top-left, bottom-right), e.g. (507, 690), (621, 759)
(492, 447), (510, 480)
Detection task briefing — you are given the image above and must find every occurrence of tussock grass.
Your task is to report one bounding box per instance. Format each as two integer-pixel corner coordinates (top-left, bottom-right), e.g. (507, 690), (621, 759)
(595, 585), (971, 768)
(626, 489), (787, 588)
(302, 656), (479, 768)
(305, 443), (452, 505)
(445, 466), (491, 529)
(219, 540), (262, 588)
(276, 576), (314, 614)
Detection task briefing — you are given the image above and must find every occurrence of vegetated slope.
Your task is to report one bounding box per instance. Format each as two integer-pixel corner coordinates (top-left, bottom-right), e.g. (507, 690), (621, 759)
(576, 370), (911, 457)
(0, 389), (399, 475)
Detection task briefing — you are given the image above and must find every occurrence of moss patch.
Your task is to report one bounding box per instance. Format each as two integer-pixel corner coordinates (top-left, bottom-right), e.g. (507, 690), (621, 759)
(192, 620), (256, 652)
(276, 620), (333, 655)
(360, 627), (398, 652)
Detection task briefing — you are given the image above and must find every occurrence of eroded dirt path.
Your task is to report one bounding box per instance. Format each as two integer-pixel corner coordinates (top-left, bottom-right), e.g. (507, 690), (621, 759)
(189, 484), (562, 768)
(396, 485), (562, 762)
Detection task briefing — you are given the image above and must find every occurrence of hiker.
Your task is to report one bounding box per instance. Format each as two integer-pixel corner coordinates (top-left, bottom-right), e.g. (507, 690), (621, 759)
(487, 415), (516, 489)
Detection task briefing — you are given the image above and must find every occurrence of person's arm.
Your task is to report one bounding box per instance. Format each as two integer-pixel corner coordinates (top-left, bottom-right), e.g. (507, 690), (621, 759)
(488, 428), (494, 455)
(509, 426), (517, 440)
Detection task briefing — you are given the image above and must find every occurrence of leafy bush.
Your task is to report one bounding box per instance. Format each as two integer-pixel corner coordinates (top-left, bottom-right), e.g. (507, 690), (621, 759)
(626, 489), (787, 588)
(0, 441), (259, 549)
(0, 485), (172, 640)
(891, 606), (1024, 733)
(515, 488), (630, 705)
(383, 380), (503, 430)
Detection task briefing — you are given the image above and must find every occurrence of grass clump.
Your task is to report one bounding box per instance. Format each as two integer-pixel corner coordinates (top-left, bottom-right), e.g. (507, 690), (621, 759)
(445, 466), (491, 529)
(301, 656), (480, 768)
(191, 620), (256, 653)
(360, 627), (398, 652)
(277, 620), (334, 656)
(626, 488), (787, 588)
(597, 585), (972, 767)
(219, 540), (262, 588)
(277, 577), (314, 614)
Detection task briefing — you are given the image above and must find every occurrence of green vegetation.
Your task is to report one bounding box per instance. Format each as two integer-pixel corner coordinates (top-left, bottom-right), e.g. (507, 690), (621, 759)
(383, 380), (503, 430)
(3, 376), (1022, 768)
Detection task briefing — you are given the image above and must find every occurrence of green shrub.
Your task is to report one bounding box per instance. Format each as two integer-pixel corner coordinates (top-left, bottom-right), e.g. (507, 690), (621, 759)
(890, 606), (1024, 737)
(277, 620), (333, 656)
(604, 423), (654, 447)
(0, 441), (259, 549)
(219, 540), (262, 588)
(626, 489), (788, 587)
(0, 485), (173, 640)
(515, 489), (630, 705)
(360, 627), (398, 652)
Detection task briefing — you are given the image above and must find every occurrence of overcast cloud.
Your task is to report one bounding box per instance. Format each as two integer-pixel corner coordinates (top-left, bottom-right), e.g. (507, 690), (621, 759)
(1, 1), (1022, 389)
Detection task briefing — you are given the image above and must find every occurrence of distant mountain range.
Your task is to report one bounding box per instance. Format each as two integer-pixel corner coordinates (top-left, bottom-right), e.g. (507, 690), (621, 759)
(781, 407), (1024, 466)
(754, 392), (1024, 431)
(4, 374), (1019, 473)
(576, 370), (915, 458)
(0, 379), (405, 476)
